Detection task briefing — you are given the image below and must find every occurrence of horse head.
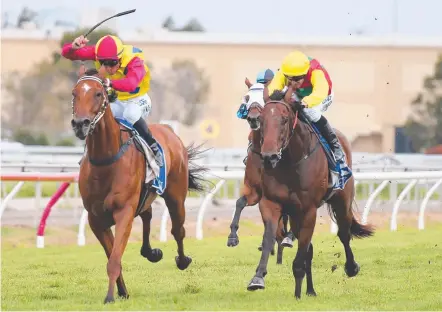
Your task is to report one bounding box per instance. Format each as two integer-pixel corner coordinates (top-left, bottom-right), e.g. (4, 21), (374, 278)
(241, 78), (265, 130)
(260, 87), (303, 169)
(71, 66), (115, 140)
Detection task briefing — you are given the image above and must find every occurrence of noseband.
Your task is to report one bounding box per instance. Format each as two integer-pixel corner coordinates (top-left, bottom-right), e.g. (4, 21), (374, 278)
(261, 100), (299, 160)
(72, 75), (109, 136)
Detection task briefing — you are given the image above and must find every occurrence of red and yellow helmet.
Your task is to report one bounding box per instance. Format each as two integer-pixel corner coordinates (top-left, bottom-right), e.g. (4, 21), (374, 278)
(95, 35), (124, 60)
(281, 50), (310, 77)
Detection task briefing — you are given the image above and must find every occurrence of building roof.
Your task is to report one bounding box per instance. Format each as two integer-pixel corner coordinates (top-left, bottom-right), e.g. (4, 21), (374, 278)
(3, 28), (442, 48)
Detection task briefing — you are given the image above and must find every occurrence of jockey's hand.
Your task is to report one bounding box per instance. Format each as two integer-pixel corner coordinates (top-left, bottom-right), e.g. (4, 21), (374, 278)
(72, 35), (89, 49)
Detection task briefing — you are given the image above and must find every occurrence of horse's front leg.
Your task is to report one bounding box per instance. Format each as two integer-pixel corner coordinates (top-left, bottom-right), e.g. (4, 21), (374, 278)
(104, 204), (135, 304)
(88, 213), (129, 300)
(247, 196), (281, 290)
(139, 205), (163, 263)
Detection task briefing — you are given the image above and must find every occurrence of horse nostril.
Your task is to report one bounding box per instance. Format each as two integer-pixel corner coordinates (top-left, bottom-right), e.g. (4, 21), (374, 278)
(83, 119), (91, 126)
(71, 119), (76, 128)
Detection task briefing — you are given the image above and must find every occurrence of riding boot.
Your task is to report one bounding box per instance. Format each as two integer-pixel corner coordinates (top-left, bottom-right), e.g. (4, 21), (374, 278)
(315, 116), (352, 189)
(133, 118), (164, 167)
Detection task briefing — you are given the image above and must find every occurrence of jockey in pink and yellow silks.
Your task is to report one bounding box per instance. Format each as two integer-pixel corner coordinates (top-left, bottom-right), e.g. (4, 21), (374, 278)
(62, 35), (163, 167)
(267, 50), (352, 190)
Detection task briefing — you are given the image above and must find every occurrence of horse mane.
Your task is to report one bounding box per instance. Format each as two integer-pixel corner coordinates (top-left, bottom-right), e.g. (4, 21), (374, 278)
(269, 90), (286, 101)
(80, 68), (117, 103)
(85, 68), (99, 76)
(268, 89), (304, 112)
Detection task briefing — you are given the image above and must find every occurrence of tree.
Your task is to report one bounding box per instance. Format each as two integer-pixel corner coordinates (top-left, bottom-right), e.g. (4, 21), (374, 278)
(403, 55), (442, 152)
(149, 60), (210, 126)
(160, 16), (205, 32)
(161, 16), (176, 31)
(2, 27), (117, 144)
(16, 7), (38, 28)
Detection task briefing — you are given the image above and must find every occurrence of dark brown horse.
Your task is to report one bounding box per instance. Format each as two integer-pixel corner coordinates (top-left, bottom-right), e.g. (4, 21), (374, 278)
(227, 78), (293, 264)
(71, 67), (208, 303)
(247, 88), (374, 298)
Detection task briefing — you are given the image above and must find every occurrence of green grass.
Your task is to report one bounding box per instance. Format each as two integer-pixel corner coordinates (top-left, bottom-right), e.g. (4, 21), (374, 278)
(2, 225), (442, 310)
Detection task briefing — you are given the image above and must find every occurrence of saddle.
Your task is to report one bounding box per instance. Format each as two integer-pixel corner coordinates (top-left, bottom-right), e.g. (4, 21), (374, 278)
(115, 117), (167, 196)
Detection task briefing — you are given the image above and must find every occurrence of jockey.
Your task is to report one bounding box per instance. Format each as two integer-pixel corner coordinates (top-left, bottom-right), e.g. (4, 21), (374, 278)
(237, 69), (274, 119)
(267, 50), (352, 190)
(61, 35), (163, 167)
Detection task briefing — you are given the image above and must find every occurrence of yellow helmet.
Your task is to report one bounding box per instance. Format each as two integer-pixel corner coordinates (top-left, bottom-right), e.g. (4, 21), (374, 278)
(280, 51), (310, 77)
(95, 35), (124, 60)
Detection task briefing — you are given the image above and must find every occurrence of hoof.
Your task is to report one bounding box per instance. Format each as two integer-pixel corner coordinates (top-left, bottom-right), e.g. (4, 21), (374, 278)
(118, 292), (129, 299)
(306, 290), (317, 297)
(281, 237), (294, 248)
(104, 295), (115, 304)
(147, 248), (163, 263)
(227, 236), (239, 247)
(258, 244), (262, 251)
(345, 261), (360, 277)
(247, 276), (265, 291)
(175, 255), (192, 270)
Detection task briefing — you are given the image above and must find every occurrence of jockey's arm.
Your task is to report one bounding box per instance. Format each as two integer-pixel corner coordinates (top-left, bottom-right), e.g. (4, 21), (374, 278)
(302, 70), (329, 108)
(61, 43), (96, 61)
(265, 70), (286, 100)
(110, 57), (146, 93)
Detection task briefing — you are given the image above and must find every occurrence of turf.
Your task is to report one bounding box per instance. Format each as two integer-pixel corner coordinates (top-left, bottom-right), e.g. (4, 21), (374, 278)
(2, 225), (442, 311)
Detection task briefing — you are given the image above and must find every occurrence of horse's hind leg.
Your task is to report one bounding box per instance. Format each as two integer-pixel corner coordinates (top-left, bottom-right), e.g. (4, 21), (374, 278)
(328, 191), (370, 278)
(139, 205), (163, 263)
(305, 242), (317, 296)
(88, 214), (129, 302)
(163, 192), (192, 270)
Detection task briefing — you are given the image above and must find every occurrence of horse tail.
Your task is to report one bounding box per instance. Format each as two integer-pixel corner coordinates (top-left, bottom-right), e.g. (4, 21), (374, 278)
(326, 199), (375, 239)
(186, 142), (212, 193)
(349, 200), (375, 238)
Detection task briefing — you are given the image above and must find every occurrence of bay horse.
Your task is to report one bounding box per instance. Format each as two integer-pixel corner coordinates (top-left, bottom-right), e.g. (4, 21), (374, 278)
(71, 67), (209, 303)
(227, 78), (294, 264)
(247, 88), (374, 298)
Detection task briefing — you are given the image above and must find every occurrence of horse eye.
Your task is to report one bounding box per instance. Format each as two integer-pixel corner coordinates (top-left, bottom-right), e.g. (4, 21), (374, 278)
(282, 117), (289, 124)
(96, 92), (102, 97)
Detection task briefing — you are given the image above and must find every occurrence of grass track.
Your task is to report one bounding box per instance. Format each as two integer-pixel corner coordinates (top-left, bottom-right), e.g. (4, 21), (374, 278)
(2, 225), (442, 311)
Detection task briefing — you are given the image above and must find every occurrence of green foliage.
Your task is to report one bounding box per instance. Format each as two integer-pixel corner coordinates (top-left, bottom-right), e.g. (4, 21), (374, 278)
(149, 59), (210, 126)
(2, 28), (118, 145)
(404, 55), (442, 152)
(161, 16), (205, 32)
(55, 137), (77, 146)
(12, 129), (49, 145)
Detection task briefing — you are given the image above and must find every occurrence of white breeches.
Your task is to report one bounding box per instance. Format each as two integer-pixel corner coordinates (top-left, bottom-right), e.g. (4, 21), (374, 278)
(301, 93), (334, 123)
(110, 93), (152, 125)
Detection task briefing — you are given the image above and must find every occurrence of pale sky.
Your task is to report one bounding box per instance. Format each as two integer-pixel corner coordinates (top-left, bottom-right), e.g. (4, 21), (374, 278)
(2, 0), (442, 37)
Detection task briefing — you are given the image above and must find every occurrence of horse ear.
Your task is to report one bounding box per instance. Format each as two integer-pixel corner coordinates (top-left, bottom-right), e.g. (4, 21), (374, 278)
(245, 77), (252, 88)
(284, 85), (293, 103)
(263, 85), (270, 103)
(78, 63), (86, 77)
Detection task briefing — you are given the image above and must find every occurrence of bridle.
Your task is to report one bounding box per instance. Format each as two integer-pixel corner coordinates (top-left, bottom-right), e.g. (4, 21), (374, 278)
(72, 75), (109, 136)
(260, 100), (299, 161)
